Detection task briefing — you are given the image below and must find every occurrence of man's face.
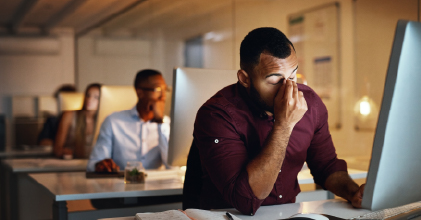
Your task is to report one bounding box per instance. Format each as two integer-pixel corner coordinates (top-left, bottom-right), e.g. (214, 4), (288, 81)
(249, 49), (298, 113)
(136, 75), (167, 103)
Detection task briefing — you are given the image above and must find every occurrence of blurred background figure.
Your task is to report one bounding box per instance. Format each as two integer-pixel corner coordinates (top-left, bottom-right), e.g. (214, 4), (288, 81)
(53, 83), (101, 159)
(37, 84), (76, 146)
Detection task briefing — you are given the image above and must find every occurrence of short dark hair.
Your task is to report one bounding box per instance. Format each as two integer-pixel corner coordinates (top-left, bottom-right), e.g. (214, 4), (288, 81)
(240, 27), (295, 74)
(134, 69), (162, 88)
(54, 84), (76, 99)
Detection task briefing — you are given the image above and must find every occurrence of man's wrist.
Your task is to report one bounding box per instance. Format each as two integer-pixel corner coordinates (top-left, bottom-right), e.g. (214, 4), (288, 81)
(151, 118), (164, 123)
(272, 121), (294, 133)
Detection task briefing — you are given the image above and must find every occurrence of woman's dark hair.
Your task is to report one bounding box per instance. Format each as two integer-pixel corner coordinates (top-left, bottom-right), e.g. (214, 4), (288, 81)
(240, 27), (295, 74)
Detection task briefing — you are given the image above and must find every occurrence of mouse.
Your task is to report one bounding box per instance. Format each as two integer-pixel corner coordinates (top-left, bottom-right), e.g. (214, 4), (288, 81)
(288, 213), (330, 220)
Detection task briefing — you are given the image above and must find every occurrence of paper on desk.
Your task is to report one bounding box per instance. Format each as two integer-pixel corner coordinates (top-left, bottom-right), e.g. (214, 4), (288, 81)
(136, 210), (189, 220)
(186, 209), (241, 220)
(135, 209), (241, 220)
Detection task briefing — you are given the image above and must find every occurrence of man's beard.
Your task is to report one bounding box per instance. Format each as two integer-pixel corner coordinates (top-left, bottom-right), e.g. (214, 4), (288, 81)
(249, 80), (274, 113)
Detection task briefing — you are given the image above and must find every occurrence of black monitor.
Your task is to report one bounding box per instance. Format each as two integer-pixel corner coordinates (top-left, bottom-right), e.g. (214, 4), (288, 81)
(362, 20), (421, 210)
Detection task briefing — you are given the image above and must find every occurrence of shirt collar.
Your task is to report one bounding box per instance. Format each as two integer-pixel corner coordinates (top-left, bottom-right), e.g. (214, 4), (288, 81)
(130, 106), (143, 121)
(130, 105), (157, 123)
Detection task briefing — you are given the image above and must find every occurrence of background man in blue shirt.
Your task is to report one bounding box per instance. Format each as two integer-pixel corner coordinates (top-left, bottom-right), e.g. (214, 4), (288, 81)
(87, 69), (170, 172)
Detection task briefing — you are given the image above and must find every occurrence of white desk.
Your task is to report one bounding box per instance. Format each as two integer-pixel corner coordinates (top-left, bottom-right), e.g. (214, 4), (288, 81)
(99, 199), (372, 220)
(30, 170), (185, 201)
(1, 158), (87, 173)
(297, 168), (366, 184)
(26, 169), (185, 220)
(0, 158), (88, 220)
(24, 167), (366, 220)
(0, 146), (52, 159)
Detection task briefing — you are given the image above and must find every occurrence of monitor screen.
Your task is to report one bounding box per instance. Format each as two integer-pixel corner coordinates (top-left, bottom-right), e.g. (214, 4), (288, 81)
(167, 67), (238, 166)
(93, 86), (137, 145)
(362, 20), (421, 210)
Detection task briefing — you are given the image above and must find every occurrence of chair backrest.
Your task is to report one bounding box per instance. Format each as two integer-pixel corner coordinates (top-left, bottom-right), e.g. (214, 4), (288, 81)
(182, 140), (203, 209)
(93, 85), (138, 145)
(58, 92), (84, 112)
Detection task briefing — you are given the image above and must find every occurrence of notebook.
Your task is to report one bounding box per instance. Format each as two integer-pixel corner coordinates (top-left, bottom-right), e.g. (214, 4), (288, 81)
(135, 209), (241, 220)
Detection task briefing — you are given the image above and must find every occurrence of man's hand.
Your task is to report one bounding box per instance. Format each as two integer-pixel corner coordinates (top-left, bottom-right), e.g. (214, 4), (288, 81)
(246, 80), (308, 199)
(350, 183), (365, 208)
(95, 159), (120, 173)
(325, 171), (366, 208)
(273, 79), (307, 129)
(148, 100), (165, 123)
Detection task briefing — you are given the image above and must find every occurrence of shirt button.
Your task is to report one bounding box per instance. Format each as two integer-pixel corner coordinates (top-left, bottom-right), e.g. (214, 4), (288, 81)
(214, 139), (219, 143)
(279, 195), (283, 198)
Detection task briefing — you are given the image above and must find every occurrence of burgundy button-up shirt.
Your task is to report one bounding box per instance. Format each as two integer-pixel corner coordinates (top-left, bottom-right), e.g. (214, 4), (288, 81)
(193, 82), (347, 215)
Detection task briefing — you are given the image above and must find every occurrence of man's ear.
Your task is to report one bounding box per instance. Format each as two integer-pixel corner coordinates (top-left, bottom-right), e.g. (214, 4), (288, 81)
(135, 88), (143, 99)
(237, 70), (250, 88)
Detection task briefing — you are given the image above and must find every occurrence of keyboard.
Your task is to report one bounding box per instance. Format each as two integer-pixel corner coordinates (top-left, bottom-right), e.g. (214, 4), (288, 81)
(351, 201), (421, 220)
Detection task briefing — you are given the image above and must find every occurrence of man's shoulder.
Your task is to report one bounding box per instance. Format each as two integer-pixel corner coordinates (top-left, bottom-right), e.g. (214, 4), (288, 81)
(105, 109), (134, 122)
(298, 83), (323, 106)
(201, 83), (240, 110)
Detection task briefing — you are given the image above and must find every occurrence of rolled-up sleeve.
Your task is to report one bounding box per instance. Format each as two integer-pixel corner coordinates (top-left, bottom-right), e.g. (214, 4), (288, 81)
(306, 97), (347, 188)
(87, 116), (114, 172)
(194, 103), (264, 215)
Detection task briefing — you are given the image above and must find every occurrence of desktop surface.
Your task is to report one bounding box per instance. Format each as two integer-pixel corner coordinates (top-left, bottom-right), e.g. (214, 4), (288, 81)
(28, 169), (185, 201)
(0, 146), (52, 158)
(98, 199), (372, 220)
(2, 158), (87, 173)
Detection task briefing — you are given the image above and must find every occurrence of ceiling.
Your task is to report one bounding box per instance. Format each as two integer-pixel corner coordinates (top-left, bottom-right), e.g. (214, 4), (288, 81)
(0, 0), (144, 36)
(0, 0), (232, 37)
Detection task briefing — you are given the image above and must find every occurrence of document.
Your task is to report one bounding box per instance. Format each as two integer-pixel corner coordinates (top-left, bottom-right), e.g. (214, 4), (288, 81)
(135, 209), (241, 220)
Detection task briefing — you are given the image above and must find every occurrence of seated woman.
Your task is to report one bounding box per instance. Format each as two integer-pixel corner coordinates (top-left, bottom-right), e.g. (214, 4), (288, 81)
(53, 83), (101, 159)
(37, 84), (76, 146)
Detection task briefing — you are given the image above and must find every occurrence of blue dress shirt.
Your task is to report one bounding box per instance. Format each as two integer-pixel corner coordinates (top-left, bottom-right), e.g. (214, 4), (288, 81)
(87, 106), (170, 172)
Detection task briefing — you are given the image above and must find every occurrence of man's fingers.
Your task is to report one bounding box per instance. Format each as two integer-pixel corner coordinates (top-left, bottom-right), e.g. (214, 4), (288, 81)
(360, 184), (366, 198)
(285, 79), (294, 100)
(299, 91), (307, 110)
(103, 161), (112, 172)
(292, 81), (298, 101)
(277, 78), (287, 99)
(111, 161), (120, 172)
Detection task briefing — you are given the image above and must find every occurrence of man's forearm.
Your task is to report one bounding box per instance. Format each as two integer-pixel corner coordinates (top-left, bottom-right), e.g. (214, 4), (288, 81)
(246, 125), (292, 199)
(325, 171), (360, 201)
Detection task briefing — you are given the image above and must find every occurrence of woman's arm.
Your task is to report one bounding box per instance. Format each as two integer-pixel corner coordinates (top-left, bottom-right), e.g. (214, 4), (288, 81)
(53, 111), (74, 158)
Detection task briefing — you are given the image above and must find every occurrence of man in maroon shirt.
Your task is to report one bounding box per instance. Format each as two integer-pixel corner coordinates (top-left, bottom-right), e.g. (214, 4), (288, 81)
(186, 27), (365, 215)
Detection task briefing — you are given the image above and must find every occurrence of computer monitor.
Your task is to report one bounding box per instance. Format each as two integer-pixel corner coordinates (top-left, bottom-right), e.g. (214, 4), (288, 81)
(167, 67), (238, 166)
(362, 20), (421, 210)
(93, 85), (138, 145)
(58, 92), (84, 112)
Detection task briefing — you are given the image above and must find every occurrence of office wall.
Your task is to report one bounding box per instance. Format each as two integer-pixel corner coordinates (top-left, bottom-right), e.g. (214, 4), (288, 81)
(0, 29), (75, 148)
(77, 35), (151, 90)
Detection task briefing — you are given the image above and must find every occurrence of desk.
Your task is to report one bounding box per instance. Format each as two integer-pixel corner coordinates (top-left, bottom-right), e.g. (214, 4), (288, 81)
(100, 199), (372, 220)
(25, 168), (366, 220)
(0, 146), (52, 159)
(0, 158), (87, 220)
(26, 169), (185, 220)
